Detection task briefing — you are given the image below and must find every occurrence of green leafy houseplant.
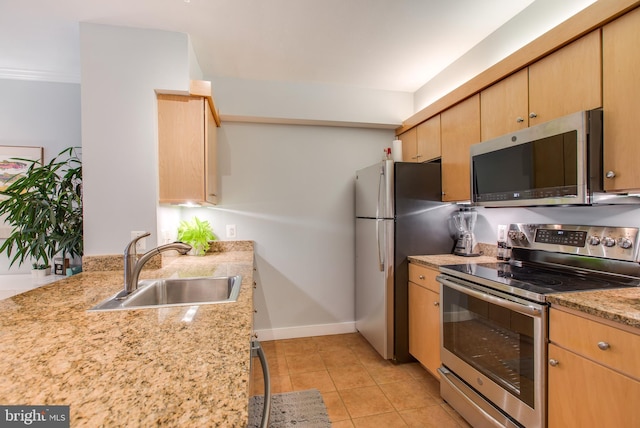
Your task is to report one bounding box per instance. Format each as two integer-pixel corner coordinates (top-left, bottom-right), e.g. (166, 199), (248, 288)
(0, 147), (82, 271)
(177, 217), (217, 256)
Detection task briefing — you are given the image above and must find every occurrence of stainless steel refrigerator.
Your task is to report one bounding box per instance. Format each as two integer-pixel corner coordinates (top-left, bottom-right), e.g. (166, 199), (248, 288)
(355, 160), (457, 362)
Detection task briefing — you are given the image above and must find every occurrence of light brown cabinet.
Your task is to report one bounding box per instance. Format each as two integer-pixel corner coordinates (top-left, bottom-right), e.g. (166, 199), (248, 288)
(441, 94), (480, 202)
(603, 7), (640, 192)
(157, 85), (219, 205)
(548, 308), (640, 427)
(480, 30), (601, 141)
(398, 127), (417, 163)
(399, 115), (441, 163)
(480, 69), (529, 141)
(408, 263), (441, 377)
(528, 29), (602, 126)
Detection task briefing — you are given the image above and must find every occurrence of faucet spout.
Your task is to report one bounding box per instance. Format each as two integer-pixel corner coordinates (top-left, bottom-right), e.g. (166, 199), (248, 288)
(120, 235), (192, 298)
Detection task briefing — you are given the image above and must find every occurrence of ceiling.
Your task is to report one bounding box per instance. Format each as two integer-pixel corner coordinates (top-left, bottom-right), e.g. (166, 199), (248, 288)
(1, 0), (595, 93)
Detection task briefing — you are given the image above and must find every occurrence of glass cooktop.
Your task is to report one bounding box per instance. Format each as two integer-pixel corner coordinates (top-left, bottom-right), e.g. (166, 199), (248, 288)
(439, 262), (640, 302)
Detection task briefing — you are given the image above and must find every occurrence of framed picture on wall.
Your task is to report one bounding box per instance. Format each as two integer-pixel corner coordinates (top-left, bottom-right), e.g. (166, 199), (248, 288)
(0, 146), (43, 239)
(0, 145), (43, 192)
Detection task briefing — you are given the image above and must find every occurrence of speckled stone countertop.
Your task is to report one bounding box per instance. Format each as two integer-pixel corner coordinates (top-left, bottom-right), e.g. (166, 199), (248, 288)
(548, 288), (640, 330)
(0, 242), (254, 427)
(408, 253), (498, 269)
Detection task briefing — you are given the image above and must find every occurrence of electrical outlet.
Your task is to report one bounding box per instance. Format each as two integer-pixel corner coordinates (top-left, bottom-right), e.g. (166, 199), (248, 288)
(131, 231), (147, 252)
(226, 224), (237, 239)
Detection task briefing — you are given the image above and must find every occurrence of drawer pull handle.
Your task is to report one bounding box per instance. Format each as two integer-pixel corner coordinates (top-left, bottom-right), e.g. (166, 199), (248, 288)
(597, 341), (610, 351)
(419, 275), (425, 280)
(549, 359), (559, 367)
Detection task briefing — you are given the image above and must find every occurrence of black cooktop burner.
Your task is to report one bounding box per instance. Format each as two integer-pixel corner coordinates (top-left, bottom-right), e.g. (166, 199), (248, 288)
(439, 262), (640, 302)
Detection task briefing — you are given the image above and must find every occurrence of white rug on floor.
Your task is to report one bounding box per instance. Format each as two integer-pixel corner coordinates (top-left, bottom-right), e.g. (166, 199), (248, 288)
(248, 389), (331, 428)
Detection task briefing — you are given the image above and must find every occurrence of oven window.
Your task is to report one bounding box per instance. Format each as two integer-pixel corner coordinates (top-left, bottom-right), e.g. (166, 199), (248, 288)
(442, 285), (535, 408)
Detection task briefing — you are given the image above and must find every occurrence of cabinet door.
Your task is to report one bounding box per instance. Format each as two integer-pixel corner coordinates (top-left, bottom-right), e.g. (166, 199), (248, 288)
(441, 94), (480, 202)
(528, 30), (602, 126)
(399, 128), (418, 163)
(548, 344), (640, 428)
(480, 69), (528, 141)
(416, 115), (441, 162)
(603, 7), (640, 192)
(205, 101), (218, 204)
(408, 264), (441, 377)
(158, 94), (206, 204)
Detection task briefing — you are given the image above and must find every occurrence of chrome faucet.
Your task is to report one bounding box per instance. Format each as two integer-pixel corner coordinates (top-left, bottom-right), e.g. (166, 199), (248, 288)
(118, 232), (192, 298)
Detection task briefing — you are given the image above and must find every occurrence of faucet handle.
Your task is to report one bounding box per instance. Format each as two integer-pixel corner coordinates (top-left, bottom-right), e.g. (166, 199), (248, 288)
(125, 232), (151, 255)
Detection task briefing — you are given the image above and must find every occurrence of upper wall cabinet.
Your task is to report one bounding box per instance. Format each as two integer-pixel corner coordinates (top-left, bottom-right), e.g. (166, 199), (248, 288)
(399, 115), (441, 163)
(528, 30), (602, 125)
(603, 7), (640, 193)
(480, 69), (529, 141)
(441, 95), (480, 202)
(157, 81), (220, 205)
(480, 30), (602, 141)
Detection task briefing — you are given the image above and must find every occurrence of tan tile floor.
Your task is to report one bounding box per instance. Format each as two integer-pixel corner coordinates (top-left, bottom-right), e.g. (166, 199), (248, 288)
(252, 332), (471, 427)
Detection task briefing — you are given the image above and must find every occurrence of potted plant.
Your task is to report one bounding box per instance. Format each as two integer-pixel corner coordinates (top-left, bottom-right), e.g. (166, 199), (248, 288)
(0, 147), (82, 275)
(177, 216), (217, 256)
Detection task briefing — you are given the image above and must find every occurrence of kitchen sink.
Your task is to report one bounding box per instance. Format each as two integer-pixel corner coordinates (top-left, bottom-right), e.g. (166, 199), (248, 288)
(89, 275), (242, 311)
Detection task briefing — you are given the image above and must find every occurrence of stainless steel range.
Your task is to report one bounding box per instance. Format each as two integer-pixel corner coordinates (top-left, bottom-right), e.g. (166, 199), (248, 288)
(436, 224), (640, 428)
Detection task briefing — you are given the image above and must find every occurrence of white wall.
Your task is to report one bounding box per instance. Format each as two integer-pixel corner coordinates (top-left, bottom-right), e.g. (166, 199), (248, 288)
(173, 123), (394, 338)
(212, 76), (412, 128)
(0, 79), (81, 273)
(80, 23), (192, 255)
(413, 0), (597, 112)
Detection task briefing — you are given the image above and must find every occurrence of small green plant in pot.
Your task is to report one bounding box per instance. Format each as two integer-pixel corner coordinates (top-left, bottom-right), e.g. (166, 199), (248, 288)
(177, 217), (217, 256)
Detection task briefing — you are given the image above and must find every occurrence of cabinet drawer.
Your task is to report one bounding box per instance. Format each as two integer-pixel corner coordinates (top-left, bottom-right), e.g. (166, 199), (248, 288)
(408, 263), (439, 293)
(550, 308), (640, 380)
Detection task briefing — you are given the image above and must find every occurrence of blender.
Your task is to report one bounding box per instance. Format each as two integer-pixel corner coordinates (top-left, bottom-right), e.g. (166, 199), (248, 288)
(452, 207), (481, 256)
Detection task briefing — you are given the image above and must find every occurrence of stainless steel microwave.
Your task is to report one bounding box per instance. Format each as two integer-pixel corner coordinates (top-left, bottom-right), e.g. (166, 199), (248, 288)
(471, 109), (603, 207)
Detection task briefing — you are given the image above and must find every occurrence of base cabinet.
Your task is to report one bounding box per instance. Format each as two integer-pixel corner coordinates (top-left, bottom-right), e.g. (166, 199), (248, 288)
(408, 263), (441, 377)
(548, 308), (640, 427)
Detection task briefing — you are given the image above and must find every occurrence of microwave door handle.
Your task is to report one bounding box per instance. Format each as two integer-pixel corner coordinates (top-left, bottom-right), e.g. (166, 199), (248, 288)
(437, 276), (542, 317)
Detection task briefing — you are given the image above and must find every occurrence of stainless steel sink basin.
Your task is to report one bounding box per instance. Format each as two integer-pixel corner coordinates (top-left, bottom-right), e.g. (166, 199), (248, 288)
(89, 275), (242, 311)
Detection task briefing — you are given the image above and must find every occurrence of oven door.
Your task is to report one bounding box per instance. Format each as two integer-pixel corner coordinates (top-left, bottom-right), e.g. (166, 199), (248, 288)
(437, 274), (547, 428)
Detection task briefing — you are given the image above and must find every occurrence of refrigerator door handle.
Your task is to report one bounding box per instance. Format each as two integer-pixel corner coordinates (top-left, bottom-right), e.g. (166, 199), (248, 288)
(376, 165), (385, 271)
(376, 219), (384, 271)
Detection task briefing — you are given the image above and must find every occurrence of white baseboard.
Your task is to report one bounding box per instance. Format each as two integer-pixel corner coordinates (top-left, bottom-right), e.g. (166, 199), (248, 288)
(254, 321), (357, 341)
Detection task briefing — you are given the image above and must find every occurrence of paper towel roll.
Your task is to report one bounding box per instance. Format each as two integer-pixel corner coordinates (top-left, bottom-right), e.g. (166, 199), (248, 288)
(392, 139), (403, 162)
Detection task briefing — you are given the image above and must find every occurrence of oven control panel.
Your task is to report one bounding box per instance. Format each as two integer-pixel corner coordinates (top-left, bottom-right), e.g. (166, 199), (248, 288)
(507, 224), (639, 261)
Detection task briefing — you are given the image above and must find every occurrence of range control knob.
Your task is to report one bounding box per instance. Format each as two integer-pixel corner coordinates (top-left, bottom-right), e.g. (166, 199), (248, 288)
(588, 236), (601, 246)
(618, 237), (633, 249)
(602, 237), (617, 247)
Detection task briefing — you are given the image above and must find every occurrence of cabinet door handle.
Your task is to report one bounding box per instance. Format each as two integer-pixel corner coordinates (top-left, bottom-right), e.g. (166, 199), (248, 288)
(516, 116), (524, 123)
(597, 341), (610, 351)
(433, 301), (440, 307)
(419, 275), (425, 280)
(549, 359), (559, 367)
(606, 171), (616, 179)
(529, 112), (538, 119)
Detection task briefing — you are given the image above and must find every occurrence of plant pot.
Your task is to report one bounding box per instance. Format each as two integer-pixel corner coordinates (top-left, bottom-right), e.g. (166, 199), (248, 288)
(31, 267), (51, 278)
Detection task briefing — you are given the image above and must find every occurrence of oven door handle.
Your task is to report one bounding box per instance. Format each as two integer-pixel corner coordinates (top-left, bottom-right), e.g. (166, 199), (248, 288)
(437, 276), (543, 317)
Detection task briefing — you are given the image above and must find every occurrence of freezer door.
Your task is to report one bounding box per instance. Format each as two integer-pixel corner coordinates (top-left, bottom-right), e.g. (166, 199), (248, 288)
(355, 217), (394, 359)
(355, 160), (393, 219)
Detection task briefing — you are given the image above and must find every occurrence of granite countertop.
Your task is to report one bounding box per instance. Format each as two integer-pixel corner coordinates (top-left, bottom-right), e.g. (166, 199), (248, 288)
(548, 288), (640, 330)
(0, 242), (254, 427)
(408, 254), (498, 270)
